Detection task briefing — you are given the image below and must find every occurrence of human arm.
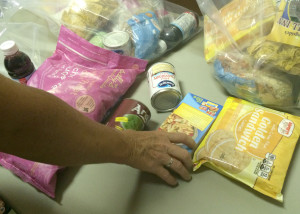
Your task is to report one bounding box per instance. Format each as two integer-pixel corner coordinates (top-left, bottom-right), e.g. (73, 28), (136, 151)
(0, 74), (196, 185)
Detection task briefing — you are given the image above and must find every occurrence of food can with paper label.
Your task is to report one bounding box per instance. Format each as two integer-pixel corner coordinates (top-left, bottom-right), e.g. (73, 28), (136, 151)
(147, 62), (182, 112)
(106, 98), (151, 131)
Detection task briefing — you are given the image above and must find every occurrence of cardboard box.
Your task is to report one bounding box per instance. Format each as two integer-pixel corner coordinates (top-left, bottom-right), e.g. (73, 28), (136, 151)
(159, 93), (223, 152)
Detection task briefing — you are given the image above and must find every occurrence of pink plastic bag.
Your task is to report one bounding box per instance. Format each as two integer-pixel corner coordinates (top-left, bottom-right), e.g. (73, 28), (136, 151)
(0, 25), (147, 198)
(0, 152), (61, 198)
(28, 25), (148, 121)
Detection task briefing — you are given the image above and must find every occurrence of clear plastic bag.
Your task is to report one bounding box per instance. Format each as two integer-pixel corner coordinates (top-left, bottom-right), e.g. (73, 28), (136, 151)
(197, 0), (300, 113)
(1, 0), (203, 61)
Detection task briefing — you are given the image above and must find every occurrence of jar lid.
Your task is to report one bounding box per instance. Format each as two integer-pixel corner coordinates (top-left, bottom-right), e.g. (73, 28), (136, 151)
(0, 40), (19, 56)
(103, 31), (130, 48)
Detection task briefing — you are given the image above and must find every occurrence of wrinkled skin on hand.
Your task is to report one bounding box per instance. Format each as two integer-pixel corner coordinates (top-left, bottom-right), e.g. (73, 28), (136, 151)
(122, 130), (197, 186)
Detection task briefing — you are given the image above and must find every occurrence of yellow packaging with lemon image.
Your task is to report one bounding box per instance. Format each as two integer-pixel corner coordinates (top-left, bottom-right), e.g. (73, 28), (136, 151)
(193, 97), (300, 202)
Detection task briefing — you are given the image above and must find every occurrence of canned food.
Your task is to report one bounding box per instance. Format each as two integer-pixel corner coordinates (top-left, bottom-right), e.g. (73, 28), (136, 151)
(106, 98), (151, 131)
(147, 62), (182, 112)
(103, 31), (132, 56)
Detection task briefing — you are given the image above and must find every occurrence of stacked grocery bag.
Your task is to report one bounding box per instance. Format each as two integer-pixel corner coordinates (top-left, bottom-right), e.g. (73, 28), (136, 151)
(0, 0), (202, 199)
(190, 0), (300, 202)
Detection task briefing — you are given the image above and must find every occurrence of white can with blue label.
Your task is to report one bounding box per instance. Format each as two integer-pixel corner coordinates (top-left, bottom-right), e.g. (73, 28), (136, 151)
(147, 62), (182, 112)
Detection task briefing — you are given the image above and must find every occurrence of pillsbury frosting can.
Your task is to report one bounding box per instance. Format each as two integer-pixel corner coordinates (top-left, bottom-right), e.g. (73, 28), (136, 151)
(147, 62), (182, 112)
(103, 31), (132, 56)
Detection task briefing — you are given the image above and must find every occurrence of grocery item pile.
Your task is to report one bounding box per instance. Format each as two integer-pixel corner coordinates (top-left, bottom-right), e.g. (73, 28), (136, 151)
(0, 0), (299, 204)
(0, 0), (202, 198)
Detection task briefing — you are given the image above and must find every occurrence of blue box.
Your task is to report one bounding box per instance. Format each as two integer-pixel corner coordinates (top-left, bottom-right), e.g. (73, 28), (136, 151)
(159, 93), (223, 152)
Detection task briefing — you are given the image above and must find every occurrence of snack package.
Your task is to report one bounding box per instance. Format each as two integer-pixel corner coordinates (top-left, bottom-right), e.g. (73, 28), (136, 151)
(1, 0), (202, 61)
(0, 153), (61, 198)
(197, 0), (300, 110)
(28, 25), (148, 122)
(159, 93), (223, 152)
(193, 97), (300, 202)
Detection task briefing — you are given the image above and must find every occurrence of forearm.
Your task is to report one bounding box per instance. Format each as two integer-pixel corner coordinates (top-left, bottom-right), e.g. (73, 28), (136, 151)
(0, 75), (130, 166)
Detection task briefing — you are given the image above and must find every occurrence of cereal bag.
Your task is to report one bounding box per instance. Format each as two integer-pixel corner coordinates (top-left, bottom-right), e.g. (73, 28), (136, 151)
(193, 97), (300, 201)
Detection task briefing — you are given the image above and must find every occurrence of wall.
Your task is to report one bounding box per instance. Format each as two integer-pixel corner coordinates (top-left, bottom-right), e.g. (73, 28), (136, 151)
(167, 0), (202, 15)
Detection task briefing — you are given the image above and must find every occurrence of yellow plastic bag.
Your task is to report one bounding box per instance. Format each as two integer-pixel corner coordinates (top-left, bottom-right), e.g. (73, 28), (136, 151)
(193, 97), (300, 202)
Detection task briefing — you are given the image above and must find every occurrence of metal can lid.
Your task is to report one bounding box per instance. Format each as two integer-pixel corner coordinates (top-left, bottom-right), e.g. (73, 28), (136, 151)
(151, 89), (182, 112)
(103, 31), (130, 48)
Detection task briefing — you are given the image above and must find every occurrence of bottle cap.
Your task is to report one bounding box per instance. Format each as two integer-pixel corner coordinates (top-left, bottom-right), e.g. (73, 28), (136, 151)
(156, 40), (167, 54)
(0, 40), (19, 56)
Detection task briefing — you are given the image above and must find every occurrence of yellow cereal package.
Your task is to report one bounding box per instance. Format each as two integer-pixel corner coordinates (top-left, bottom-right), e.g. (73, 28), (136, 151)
(267, 0), (300, 47)
(193, 97), (300, 202)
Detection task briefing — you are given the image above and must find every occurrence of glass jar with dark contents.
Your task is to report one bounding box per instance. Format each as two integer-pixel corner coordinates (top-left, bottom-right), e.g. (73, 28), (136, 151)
(0, 40), (35, 84)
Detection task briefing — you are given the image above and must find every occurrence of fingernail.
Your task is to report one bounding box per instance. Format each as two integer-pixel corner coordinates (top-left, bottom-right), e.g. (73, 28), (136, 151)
(186, 176), (192, 182)
(172, 181), (178, 186)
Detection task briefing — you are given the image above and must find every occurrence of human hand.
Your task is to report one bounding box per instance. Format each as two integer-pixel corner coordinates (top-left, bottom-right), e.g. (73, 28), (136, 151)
(122, 130), (197, 186)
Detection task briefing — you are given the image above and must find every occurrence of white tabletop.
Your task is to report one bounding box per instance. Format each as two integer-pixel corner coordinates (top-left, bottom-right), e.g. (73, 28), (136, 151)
(1, 8), (300, 214)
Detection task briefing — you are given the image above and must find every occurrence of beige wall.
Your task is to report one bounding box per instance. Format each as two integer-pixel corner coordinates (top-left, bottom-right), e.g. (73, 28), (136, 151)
(167, 0), (202, 15)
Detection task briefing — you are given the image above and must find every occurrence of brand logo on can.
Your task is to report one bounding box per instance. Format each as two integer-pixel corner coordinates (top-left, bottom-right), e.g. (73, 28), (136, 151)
(106, 99), (151, 131)
(158, 80), (175, 87)
(131, 103), (151, 123)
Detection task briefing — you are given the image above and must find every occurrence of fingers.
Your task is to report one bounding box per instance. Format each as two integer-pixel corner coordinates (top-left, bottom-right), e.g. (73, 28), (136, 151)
(167, 143), (193, 170)
(123, 130), (196, 186)
(155, 167), (178, 186)
(154, 156), (191, 186)
(167, 132), (197, 150)
(165, 157), (192, 182)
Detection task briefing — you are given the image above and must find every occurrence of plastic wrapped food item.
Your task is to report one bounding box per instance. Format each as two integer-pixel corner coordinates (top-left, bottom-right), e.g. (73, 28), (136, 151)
(193, 97), (300, 202)
(128, 11), (161, 59)
(61, 0), (119, 40)
(1, 0), (202, 61)
(28, 25), (147, 122)
(0, 153), (61, 198)
(267, 0), (300, 47)
(248, 36), (300, 76)
(197, 0), (300, 110)
(201, 0), (276, 63)
(214, 53), (294, 107)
